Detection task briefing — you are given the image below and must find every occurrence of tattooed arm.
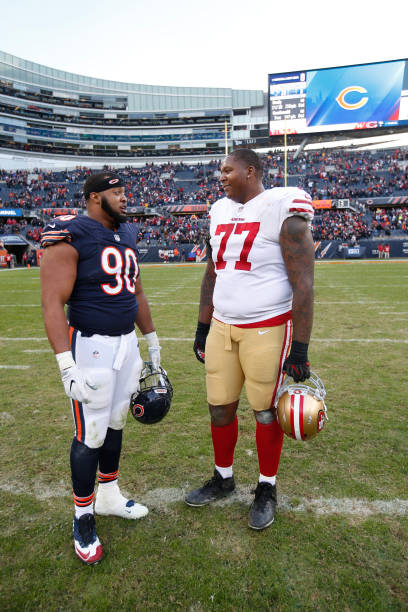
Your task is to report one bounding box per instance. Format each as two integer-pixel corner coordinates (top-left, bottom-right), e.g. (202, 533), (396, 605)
(280, 216), (314, 343)
(198, 254), (216, 324)
(193, 239), (216, 363)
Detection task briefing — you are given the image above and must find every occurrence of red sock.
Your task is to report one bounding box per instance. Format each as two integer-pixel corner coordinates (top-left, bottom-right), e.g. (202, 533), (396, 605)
(211, 416), (238, 467)
(256, 420), (284, 477)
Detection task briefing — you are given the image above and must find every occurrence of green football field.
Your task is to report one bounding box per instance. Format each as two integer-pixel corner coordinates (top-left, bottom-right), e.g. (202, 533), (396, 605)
(0, 261), (407, 611)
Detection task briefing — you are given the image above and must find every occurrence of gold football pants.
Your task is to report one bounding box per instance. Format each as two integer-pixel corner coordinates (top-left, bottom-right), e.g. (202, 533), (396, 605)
(205, 318), (292, 411)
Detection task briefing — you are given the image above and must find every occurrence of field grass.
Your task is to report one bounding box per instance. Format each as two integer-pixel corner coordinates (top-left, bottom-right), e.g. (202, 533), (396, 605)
(0, 261), (407, 611)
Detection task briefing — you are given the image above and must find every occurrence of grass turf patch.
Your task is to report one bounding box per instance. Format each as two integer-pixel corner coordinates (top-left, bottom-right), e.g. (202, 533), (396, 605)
(0, 262), (407, 611)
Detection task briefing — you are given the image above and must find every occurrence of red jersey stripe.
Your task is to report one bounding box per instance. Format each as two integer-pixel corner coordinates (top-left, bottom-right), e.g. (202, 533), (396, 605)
(289, 207), (314, 214)
(233, 310), (292, 328)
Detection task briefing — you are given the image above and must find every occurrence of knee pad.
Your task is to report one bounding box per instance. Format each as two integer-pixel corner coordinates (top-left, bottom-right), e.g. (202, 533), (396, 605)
(254, 409), (276, 424)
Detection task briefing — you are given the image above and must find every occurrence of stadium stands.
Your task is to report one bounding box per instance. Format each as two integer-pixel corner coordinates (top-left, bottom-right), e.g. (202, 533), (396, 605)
(1, 148), (407, 208)
(0, 147), (407, 263)
(0, 51), (266, 160)
(0, 51), (407, 261)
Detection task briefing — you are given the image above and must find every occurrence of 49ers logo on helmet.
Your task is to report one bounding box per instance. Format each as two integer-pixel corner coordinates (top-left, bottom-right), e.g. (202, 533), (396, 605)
(108, 178), (119, 185)
(317, 410), (325, 432)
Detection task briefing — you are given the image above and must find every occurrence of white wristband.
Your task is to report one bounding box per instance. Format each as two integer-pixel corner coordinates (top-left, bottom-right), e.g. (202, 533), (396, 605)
(56, 351), (75, 372)
(144, 331), (160, 348)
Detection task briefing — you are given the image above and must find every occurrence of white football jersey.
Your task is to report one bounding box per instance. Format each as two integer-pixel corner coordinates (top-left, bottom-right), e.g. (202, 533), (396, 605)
(209, 187), (314, 325)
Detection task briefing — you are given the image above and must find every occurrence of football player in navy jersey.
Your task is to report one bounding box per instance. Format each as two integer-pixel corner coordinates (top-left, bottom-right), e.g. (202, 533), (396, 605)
(40, 171), (162, 565)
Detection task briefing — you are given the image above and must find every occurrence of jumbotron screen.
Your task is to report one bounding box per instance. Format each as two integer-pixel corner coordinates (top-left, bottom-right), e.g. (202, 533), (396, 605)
(268, 59), (408, 136)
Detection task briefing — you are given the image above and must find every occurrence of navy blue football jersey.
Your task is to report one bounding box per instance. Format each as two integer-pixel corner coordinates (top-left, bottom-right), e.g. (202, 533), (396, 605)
(41, 215), (140, 336)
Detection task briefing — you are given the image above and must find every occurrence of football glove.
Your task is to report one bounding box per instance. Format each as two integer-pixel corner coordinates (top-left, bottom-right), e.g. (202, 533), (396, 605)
(193, 321), (210, 364)
(56, 351), (98, 404)
(283, 340), (311, 383)
(144, 331), (161, 370)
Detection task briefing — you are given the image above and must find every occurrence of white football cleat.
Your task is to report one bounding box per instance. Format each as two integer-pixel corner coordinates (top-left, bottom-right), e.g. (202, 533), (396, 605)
(95, 484), (148, 519)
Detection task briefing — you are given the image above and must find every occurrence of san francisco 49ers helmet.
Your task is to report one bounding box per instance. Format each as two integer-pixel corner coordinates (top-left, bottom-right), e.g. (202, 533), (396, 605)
(275, 371), (328, 441)
(130, 362), (173, 425)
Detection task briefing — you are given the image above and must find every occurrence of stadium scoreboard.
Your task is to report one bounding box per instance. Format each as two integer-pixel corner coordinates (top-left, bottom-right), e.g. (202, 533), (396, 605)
(268, 59), (408, 136)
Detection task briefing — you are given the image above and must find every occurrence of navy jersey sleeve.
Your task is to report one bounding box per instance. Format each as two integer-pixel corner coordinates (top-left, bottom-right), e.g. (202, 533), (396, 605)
(40, 215), (78, 248)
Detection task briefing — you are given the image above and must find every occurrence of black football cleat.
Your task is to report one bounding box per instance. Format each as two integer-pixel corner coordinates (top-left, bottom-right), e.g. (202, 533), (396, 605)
(185, 469), (235, 507)
(248, 482), (277, 530)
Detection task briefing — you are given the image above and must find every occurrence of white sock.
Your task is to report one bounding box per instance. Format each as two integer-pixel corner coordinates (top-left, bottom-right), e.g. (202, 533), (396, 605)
(215, 464), (233, 479)
(259, 474), (276, 486)
(75, 504), (94, 519)
(98, 480), (119, 492)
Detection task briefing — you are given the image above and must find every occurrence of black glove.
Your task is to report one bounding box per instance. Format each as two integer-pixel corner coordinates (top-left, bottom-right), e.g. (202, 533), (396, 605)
(193, 321), (210, 364)
(283, 340), (310, 382)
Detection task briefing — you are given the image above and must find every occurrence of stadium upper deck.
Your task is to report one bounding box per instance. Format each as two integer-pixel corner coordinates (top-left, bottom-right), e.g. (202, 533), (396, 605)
(1, 51), (408, 168)
(0, 51), (265, 162)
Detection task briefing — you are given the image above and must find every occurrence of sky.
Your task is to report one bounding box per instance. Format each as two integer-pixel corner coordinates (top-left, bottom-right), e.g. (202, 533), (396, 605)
(0, 0), (407, 92)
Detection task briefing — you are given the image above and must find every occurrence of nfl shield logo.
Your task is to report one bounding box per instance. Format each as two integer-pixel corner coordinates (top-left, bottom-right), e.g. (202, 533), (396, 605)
(114, 234), (120, 242)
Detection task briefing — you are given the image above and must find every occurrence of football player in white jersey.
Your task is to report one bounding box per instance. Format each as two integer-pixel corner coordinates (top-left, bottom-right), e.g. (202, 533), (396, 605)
(185, 149), (315, 530)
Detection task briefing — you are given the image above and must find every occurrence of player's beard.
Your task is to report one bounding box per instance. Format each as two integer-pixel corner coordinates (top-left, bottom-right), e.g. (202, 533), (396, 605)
(101, 195), (127, 227)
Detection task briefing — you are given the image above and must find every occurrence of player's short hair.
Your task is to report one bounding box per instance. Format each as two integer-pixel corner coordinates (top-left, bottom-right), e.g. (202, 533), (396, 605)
(83, 171), (124, 200)
(229, 148), (263, 177)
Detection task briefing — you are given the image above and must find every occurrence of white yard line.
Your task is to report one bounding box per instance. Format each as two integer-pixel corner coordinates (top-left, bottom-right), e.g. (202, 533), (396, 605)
(315, 300), (405, 305)
(378, 312), (408, 315)
(1, 336), (407, 344)
(0, 304), (41, 307)
(0, 337), (48, 341)
(0, 365), (30, 369)
(0, 481), (406, 516)
(313, 338), (408, 343)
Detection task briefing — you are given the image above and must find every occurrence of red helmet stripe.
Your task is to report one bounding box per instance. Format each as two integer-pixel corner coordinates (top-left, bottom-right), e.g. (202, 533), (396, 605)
(290, 393), (296, 439)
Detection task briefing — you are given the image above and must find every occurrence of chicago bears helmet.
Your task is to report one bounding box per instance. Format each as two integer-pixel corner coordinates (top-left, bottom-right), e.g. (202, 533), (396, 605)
(130, 362), (173, 425)
(275, 371), (328, 441)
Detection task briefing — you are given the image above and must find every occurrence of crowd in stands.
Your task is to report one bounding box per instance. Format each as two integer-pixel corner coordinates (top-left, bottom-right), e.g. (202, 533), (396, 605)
(133, 214), (208, 247)
(371, 206), (408, 235)
(1, 149), (407, 208)
(263, 148), (408, 199)
(4, 205), (406, 253)
(312, 210), (372, 242)
(0, 148), (407, 250)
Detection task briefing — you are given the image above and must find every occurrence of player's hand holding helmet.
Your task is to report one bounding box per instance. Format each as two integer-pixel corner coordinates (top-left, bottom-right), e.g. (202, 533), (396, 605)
(282, 340), (310, 382)
(130, 362), (173, 424)
(144, 331), (161, 370)
(275, 371), (328, 441)
(193, 321), (210, 364)
(56, 351), (97, 404)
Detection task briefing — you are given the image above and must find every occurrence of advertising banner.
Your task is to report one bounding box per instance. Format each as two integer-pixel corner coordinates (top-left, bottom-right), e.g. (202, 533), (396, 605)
(0, 209), (22, 216)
